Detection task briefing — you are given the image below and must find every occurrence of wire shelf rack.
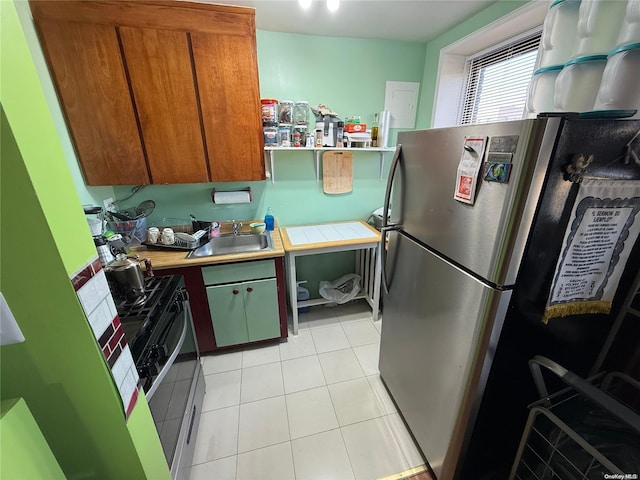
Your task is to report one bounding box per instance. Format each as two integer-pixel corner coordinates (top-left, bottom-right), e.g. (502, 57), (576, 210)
(510, 357), (640, 480)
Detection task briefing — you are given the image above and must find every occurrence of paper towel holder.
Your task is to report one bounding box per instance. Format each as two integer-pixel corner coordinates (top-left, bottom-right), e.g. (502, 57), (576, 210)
(211, 187), (252, 204)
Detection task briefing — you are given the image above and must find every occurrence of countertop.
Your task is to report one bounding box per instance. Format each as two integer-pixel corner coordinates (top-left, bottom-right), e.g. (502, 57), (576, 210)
(130, 220), (380, 270)
(280, 220), (381, 252)
(130, 226), (285, 270)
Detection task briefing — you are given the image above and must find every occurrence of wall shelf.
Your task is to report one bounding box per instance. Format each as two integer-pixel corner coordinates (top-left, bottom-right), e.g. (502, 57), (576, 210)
(263, 147), (396, 183)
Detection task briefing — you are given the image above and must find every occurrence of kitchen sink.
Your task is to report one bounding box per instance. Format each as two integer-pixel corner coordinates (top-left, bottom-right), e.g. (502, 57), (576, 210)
(186, 232), (273, 258)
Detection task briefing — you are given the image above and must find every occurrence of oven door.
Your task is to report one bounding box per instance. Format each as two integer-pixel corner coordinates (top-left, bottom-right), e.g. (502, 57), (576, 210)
(145, 296), (201, 475)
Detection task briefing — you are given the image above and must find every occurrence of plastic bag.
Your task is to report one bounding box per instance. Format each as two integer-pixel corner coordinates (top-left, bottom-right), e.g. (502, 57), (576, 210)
(318, 274), (361, 304)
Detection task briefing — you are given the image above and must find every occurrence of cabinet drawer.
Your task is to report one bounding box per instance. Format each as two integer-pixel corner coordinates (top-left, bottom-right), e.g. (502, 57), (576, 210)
(202, 259), (275, 285)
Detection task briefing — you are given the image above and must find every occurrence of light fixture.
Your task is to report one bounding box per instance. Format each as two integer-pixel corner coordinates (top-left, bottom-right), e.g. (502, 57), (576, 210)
(299, 0), (312, 8)
(326, 0), (339, 12)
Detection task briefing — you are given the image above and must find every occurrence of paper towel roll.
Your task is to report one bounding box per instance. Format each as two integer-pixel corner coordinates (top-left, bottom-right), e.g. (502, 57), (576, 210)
(379, 111), (391, 147)
(212, 190), (252, 204)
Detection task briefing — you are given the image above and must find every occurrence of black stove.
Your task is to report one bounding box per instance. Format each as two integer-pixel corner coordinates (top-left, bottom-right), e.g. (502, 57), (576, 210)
(112, 274), (190, 395)
(112, 273), (204, 478)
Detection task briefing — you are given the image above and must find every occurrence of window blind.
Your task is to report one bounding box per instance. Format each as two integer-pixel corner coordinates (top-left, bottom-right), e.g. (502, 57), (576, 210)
(459, 31), (541, 125)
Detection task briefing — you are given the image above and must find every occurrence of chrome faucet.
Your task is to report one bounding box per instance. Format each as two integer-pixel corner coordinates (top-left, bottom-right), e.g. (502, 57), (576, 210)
(232, 220), (242, 236)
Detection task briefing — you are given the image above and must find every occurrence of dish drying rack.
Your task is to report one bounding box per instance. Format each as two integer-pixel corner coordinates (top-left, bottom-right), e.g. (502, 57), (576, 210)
(509, 356), (640, 480)
(142, 218), (211, 250)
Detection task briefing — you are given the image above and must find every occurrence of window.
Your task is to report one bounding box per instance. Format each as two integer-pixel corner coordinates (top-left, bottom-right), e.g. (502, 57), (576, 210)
(458, 31), (541, 125)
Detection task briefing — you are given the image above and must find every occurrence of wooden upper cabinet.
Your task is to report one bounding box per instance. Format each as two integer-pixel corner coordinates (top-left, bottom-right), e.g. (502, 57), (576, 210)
(119, 26), (209, 184)
(30, 0), (265, 185)
(192, 31), (265, 182)
(34, 19), (149, 185)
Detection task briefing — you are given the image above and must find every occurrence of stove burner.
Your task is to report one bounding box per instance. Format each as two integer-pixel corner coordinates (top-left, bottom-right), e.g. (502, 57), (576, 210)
(129, 294), (147, 307)
(113, 277), (172, 319)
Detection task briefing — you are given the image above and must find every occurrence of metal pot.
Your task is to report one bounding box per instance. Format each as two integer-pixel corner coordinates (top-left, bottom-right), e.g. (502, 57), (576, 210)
(104, 253), (153, 300)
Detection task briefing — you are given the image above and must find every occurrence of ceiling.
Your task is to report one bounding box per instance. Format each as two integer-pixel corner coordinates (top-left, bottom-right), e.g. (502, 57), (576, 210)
(203, 0), (498, 43)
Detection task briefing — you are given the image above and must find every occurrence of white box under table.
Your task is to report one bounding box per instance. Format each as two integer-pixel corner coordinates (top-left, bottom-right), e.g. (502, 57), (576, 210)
(280, 221), (382, 335)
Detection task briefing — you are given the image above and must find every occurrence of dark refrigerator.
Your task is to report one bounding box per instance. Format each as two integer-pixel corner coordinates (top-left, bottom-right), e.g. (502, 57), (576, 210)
(378, 116), (640, 479)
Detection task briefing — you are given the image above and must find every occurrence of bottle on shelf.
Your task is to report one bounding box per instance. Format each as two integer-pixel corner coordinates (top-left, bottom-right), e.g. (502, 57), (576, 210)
(264, 207), (275, 231)
(371, 112), (379, 147)
(336, 121), (344, 148)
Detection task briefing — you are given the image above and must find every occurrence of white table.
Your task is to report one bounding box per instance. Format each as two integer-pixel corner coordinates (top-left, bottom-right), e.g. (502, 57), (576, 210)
(280, 221), (382, 335)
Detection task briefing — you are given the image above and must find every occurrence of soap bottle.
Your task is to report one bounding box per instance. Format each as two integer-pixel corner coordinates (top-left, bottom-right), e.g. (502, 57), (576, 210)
(264, 207), (275, 231)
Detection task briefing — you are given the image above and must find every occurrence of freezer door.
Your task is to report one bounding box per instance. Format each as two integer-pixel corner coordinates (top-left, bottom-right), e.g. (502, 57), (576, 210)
(379, 232), (511, 476)
(393, 118), (559, 286)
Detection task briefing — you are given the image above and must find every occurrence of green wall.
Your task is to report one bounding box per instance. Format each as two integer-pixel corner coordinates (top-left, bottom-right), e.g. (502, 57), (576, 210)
(0, 2), (168, 478)
(1, 398), (66, 479)
(416, 0), (531, 129)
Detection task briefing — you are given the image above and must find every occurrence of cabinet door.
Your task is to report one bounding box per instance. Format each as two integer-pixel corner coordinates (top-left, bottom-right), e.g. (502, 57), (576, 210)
(206, 284), (248, 347)
(33, 19), (149, 185)
(243, 279), (281, 342)
(119, 27), (209, 184)
(191, 31), (265, 182)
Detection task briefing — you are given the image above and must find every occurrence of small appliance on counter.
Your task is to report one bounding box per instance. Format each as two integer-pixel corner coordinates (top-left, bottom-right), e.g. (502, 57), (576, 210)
(315, 115), (341, 147)
(311, 105), (342, 147)
(83, 205), (104, 237)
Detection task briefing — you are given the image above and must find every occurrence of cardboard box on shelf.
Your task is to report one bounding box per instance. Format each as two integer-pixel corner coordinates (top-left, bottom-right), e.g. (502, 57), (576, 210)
(345, 123), (367, 133)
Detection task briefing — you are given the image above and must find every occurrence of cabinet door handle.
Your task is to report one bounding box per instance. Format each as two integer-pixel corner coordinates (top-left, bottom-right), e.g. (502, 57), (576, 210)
(246, 287), (253, 293)
(232, 289), (239, 295)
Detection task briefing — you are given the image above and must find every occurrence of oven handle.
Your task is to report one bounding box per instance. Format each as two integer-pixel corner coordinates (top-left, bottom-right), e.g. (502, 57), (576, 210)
(145, 307), (188, 400)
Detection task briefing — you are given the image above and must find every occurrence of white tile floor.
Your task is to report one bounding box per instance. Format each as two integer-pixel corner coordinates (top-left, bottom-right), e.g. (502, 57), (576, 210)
(190, 300), (425, 480)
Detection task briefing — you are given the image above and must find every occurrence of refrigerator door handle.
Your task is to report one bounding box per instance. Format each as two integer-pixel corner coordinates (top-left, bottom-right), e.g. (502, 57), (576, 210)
(380, 225), (399, 294)
(381, 144), (402, 294)
(382, 143), (402, 230)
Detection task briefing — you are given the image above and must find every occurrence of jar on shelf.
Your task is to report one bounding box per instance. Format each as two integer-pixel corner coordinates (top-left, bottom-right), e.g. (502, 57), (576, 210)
(278, 124), (292, 147)
(261, 98), (278, 126)
(293, 101), (309, 125)
(263, 126), (278, 146)
(293, 125), (307, 147)
(278, 100), (294, 124)
(306, 133), (315, 147)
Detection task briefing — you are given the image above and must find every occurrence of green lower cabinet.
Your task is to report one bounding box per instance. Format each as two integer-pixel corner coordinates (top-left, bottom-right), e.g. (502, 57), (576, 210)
(244, 278), (280, 342)
(206, 278), (280, 347)
(206, 283), (250, 347)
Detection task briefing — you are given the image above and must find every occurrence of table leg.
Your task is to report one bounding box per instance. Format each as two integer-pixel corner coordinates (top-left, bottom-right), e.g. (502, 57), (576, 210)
(287, 252), (299, 335)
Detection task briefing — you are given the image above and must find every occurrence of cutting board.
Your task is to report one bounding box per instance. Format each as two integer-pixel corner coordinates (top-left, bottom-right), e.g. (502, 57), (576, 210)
(322, 151), (353, 194)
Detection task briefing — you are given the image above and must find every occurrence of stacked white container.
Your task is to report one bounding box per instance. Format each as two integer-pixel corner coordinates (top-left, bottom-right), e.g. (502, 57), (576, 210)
(572, 0), (628, 58)
(553, 54), (608, 112)
(528, 0), (640, 117)
(538, 0), (581, 69)
(526, 0), (580, 116)
(592, 0), (640, 117)
(554, 0), (629, 113)
(618, 0), (640, 47)
(593, 43), (640, 116)
(525, 65), (563, 116)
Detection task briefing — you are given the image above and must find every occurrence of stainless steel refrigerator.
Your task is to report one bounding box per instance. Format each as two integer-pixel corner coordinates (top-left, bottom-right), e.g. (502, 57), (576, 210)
(378, 117), (640, 479)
